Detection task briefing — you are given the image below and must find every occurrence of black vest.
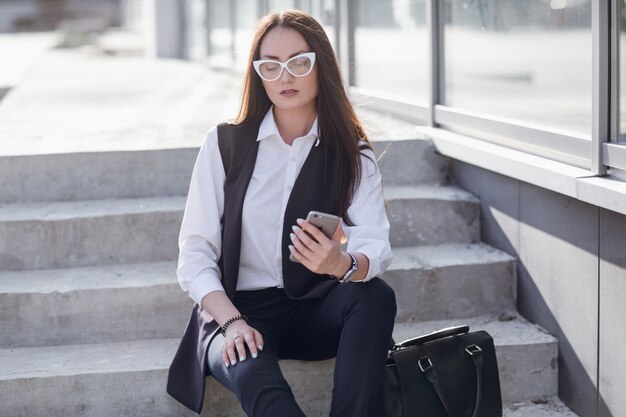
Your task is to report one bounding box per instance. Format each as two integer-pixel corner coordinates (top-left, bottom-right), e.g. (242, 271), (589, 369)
(167, 121), (341, 413)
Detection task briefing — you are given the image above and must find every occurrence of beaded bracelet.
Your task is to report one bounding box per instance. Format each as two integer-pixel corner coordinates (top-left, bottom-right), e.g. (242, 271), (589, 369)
(220, 314), (248, 336)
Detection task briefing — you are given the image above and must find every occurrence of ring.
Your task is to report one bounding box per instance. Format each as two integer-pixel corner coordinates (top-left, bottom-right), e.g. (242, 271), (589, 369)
(232, 333), (241, 340)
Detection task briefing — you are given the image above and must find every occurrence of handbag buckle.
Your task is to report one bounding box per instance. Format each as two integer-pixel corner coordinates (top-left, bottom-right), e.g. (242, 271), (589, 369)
(417, 356), (433, 373)
(465, 344), (482, 356)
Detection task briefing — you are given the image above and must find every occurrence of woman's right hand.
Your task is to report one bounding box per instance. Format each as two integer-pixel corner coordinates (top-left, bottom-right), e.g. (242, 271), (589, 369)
(222, 320), (264, 367)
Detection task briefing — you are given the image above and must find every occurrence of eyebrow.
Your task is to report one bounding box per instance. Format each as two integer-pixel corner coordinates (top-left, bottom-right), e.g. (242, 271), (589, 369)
(261, 50), (308, 60)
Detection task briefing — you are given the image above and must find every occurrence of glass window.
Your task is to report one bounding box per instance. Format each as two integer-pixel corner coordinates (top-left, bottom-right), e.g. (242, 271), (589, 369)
(269, 0), (295, 12)
(315, 0), (337, 53)
(207, 0), (234, 66)
(186, 0), (207, 61)
(234, 0), (259, 71)
(443, 0), (592, 135)
(354, 0), (429, 102)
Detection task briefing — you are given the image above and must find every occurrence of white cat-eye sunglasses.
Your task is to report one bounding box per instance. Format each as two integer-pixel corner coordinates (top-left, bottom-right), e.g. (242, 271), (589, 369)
(252, 52), (316, 82)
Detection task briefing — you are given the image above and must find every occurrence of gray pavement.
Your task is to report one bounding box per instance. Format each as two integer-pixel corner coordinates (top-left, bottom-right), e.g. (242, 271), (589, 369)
(0, 31), (418, 157)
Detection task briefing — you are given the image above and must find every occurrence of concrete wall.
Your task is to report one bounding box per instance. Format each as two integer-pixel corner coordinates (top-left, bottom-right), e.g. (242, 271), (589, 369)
(450, 160), (626, 417)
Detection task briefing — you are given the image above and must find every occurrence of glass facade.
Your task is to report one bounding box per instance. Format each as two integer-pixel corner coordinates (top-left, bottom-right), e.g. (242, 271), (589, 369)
(195, 0), (622, 171)
(443, 0), (592, 135)
(354, 0), (428, 102)
(234, 0), (260, 71)
(269, 0), (295, 12)
(207, 0), (234, 66)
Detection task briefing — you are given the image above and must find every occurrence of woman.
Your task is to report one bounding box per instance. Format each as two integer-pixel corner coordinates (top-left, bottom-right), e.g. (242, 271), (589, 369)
(167, 9), (396, 417)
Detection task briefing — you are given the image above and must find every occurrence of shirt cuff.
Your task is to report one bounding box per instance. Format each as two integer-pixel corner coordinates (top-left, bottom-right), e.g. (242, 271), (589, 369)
(353, 249), (380, 282)
(188, 275), (225, 307)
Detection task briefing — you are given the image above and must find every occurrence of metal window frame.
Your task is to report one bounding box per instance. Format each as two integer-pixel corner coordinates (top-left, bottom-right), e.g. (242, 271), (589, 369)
(605, 0), (626, 171)
(349, 87), (430, 124)
(592, 0), (610, 175)
(434, 105), (592, 169)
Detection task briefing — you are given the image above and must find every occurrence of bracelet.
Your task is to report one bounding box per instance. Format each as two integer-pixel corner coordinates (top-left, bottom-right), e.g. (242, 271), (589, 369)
(220, 314), (248, 336)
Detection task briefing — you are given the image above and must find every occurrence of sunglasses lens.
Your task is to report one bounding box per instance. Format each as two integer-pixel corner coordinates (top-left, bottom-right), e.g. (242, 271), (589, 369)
(286, 56), (312, 76)
(258, 62), (282, 81)
(254, 54), (314, 81)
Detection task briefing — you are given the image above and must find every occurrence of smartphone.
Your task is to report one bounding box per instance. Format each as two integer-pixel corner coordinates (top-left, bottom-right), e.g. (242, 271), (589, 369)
(289, 211), (341, 263)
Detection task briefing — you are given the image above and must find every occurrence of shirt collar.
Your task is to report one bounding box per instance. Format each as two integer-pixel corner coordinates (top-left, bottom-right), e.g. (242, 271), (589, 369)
(257, 105), (320, 147)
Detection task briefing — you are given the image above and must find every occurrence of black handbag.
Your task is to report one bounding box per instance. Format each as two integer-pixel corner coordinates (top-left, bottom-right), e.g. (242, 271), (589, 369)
(384, 325), (503, 417)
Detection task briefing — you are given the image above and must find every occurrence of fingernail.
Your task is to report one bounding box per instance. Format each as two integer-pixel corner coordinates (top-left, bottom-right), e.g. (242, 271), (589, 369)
(258, 344), (264, 351)
(290, 232), (296, 240)
(296, 218), (303, 224)
(225, 362), (230, 368)
(240, 355), (245, 362)
(292, 225), (299, 232)
(288, 245), (294, 251)
(252, 352), (258, 359)
(231, 359), (237, 366)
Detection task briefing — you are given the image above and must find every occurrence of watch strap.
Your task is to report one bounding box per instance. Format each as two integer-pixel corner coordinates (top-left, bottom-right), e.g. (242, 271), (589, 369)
(339, 252), (358, 283)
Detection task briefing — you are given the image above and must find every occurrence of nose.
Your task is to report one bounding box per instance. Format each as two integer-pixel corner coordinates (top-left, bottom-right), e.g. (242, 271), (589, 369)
(279, 66), (294, 82)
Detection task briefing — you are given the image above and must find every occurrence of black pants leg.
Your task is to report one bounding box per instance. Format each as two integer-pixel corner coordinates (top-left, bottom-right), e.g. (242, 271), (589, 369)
(207, 287), (306, 417)
(206, 278), (397, 417)
(280, 277), (397, 417)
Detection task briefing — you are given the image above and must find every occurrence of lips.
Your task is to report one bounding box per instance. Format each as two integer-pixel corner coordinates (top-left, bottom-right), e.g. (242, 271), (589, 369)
(280, 89), (299, 96)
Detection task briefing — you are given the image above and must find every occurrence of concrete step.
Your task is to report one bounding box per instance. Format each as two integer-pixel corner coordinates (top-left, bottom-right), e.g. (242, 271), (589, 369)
(385, 184), (480, 247)
(0, 315), (557, 417)
(503, 399), (580, 417)
(0, 185), (479, 271)
(388, 243), (516, 322)
(0, 261), (190, 349)
(0, 139), (447, 205)
(371, 138), (449, 186)
(0, 148), (197, 204)
(0, 196), (184, 271)
(0, 243), (514, 348)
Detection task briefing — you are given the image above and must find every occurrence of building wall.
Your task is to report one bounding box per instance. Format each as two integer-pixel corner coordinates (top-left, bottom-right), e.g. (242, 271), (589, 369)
(451, 160), (626, 417)
(0, 0), (121, 32)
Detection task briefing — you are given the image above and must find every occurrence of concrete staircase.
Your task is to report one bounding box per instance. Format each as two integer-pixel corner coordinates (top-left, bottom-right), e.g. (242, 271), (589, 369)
(0, 137), (577, 416)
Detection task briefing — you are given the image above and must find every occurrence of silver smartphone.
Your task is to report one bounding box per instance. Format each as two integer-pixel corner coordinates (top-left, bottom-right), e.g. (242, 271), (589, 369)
(289, 211), (341, 263)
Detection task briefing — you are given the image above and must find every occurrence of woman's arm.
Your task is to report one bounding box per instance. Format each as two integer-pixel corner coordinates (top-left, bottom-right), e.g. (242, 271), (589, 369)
(177, 127), (263, 366)
(289, 144), (392, 282)
(201, 290), (264, 368)
(339, 145), (394, 281)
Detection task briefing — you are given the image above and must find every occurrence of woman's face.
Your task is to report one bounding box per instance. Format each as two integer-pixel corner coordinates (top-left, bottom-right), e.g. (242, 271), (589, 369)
(257, 27), (319, 113)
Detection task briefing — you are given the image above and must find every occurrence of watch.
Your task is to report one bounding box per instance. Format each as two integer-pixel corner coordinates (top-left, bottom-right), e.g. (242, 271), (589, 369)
(339, 252), (358, 283)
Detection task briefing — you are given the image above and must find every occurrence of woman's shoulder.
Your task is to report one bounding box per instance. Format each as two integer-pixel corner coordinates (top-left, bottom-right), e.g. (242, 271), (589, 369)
(356, 138), (380, 178)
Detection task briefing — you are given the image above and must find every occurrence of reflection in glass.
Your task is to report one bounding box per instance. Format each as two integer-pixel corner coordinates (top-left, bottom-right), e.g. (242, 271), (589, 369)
(269, 0), (295, 12)
(234, 0), (259, 71)
(233, 1), (336, 71)
(186, 0), (207, 61)
(444, 0), (592, 135)
(354, 0), (428, 102)
(207, 0), (233, 66)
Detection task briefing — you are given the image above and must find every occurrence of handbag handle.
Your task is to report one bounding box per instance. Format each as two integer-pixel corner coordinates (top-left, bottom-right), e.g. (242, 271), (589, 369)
(418, 343), (484, 417)
(393, 325), (470, 350)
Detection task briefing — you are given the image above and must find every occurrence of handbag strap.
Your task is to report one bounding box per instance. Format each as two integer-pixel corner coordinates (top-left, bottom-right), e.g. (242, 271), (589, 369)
(419, 343), (484, 417)
(418, 356), (454, 417)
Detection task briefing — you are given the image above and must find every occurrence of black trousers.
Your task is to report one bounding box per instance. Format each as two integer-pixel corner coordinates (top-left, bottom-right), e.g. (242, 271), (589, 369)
(207, 277), (397, 417)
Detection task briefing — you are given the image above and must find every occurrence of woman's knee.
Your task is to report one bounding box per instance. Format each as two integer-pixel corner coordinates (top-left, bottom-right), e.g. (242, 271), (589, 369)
(228, 356), (288, 394)
(346, 277), (397, 319)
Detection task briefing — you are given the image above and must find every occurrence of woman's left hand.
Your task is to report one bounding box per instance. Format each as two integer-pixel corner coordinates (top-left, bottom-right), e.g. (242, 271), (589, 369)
(289, 218), (347, 276)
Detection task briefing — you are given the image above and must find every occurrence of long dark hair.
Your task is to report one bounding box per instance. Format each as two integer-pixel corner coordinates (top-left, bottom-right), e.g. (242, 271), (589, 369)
(234, 9), (376, 226)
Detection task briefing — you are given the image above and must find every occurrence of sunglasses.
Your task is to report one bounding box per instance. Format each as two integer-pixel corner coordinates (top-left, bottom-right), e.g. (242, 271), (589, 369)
(252, 52), (316, 82)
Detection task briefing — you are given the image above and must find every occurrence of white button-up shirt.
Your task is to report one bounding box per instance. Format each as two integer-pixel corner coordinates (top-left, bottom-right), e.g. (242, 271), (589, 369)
(177, 106), (394, 306)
